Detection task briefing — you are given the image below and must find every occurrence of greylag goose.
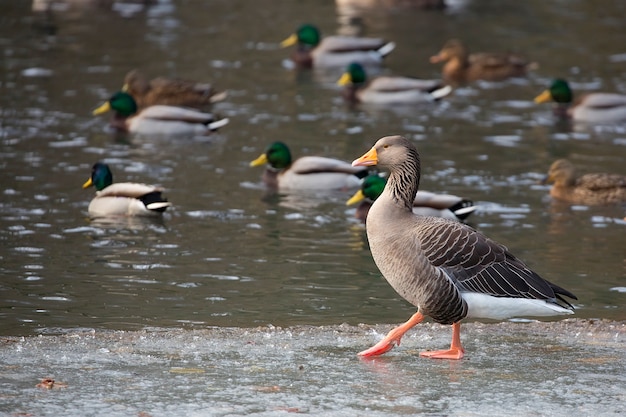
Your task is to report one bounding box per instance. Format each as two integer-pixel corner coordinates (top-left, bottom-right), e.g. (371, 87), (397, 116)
(82, 162), (171, 218)
(250, 141), (369, 190)
(542, 159), (626, 205)
(352, 136), (577, 359)
(346, 173), (476, 223)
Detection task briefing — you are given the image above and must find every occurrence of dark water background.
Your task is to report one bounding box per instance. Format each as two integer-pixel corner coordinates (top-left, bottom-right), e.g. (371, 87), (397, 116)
(1, 0), (625, 337)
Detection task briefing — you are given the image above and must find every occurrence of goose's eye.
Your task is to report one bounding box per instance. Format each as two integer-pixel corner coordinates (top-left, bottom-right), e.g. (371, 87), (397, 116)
(383, 144), (389, 149)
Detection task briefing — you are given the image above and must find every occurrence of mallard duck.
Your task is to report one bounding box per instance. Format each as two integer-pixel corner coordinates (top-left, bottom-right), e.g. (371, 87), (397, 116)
(541, 159), (626, 205)
(351, 135), (576, 359)
(82, 162), (172, 217)
(249, 141), (369, 190)
(280, 23), (395, 68)
(122, 69), (227, 109)
(337, 62), (452, 104)
(346, 173), (476, 223)
(92, 91), (229, 136)
(534, 79), (626, 124)
(429, 39), (536, 84)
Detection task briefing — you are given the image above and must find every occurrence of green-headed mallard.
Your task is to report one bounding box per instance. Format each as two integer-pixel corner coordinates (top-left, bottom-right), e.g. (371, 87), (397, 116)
(429, 39), (536, 84)
(281, 23), (395, 68)
(337, 62), (452, 104)
(346, 173), (476, 223)
(534, 79), (626, 124)
(350, 135), (576, 359)
(93, 91), (229, 136)
(541, 159), (626, 205)
(122, 69), (227, 109)
(250, 141), (369, 190)
(82, 162), (172, 217)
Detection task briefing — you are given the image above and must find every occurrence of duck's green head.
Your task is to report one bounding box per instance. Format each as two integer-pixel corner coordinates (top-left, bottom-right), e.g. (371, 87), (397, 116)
(346, 174), (386, 205)
(534, 79), (572, 104)
(337, 62), (367, 86)
(249, 142), (292, 170)
(281, 24), (321, 48)
(92, 91), (138, 117)
(82, 162), (113, 191)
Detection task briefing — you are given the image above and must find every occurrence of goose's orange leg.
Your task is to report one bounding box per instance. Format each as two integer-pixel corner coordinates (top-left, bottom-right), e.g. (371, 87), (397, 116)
(358, 312), (425, 357)
(420, 322), (464, 360)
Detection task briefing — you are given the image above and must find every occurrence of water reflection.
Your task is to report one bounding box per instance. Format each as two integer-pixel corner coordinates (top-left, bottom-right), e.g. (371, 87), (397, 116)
(86, 215), (169, 232)
(1, 0), (625, 337)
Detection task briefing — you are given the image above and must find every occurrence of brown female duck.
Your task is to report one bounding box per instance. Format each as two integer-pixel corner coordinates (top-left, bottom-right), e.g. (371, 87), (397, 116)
(352, 136), (576, 359)
(429, 39), (536, 84)
(542, 159), (626, 205)
(122, 69), (227, 109)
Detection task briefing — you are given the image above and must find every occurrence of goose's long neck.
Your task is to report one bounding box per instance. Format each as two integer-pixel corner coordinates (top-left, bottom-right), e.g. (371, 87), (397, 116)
(386, 147), (421, 211)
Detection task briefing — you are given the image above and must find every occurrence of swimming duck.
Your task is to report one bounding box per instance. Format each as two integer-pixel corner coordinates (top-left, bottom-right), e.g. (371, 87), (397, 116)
(337, 62), (452, 104)
(280, 23), (395, 68)
(352, 135), (576, 359)
(346, 173), (476, 223)
(534, 79), (626, 124)
(122, 69), (227, 110)
(541, 159), (626, 205)
(250, 141), (369, 190)
(429, 39), (536, 84)
(82, 162), (172, 218)
(92, 91), (229, 136)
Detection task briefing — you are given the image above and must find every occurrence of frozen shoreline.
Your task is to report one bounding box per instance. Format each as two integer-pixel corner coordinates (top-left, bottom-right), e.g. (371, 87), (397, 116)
(1, 319), (624, 416)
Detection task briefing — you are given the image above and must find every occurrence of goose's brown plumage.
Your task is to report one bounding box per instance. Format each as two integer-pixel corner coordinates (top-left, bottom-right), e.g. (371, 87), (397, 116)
(542, 159), (626, 205)
(352, 136), (576, 359)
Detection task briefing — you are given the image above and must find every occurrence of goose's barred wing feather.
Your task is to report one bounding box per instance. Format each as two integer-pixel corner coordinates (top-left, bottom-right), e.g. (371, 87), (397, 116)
(415, 217), (576, 308)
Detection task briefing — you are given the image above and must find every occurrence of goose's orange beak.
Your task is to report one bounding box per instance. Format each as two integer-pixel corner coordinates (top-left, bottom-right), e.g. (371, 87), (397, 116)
(352, 147), (378, 167)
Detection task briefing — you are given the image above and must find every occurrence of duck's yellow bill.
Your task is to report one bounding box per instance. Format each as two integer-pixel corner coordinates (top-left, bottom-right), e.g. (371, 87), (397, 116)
(250, 153), (268, 167)
(337, 72), (352, 86)
(534, 90), (552, 104)
(280, 34), (298, 48)
(121, 83), (129, 92)
(346, 189), (365, 206)
(93, 101), (111, 116)
(82, 178), (93, 189)
(352, 147), (378, 167)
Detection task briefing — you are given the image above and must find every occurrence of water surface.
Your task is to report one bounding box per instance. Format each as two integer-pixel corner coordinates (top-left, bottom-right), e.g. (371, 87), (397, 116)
(0, 0), (625, 339)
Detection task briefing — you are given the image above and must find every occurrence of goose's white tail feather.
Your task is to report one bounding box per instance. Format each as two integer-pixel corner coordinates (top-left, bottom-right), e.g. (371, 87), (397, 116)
(463, 292), (574, 320)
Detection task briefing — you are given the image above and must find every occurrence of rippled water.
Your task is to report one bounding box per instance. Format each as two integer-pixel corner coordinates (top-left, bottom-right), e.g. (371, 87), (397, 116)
(1, 0), (625, 337)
